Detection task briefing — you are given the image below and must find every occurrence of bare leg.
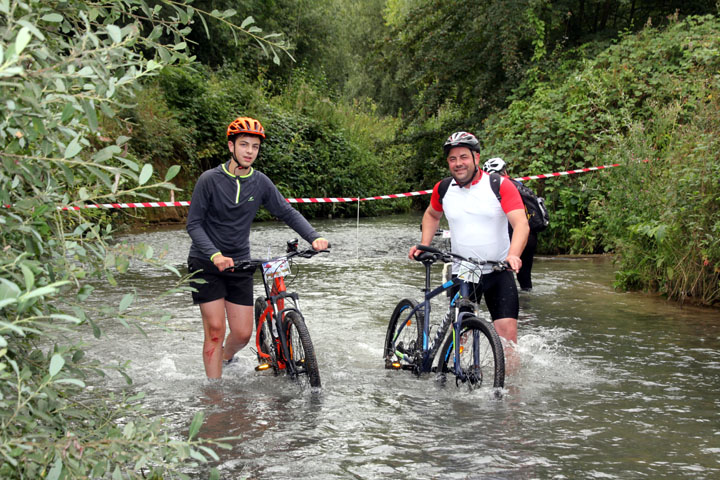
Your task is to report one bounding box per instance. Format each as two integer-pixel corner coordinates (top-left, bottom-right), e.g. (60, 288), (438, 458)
(493, 317), (517, 344)
(222, 302), (253, 361)
(200, 299), (228, 379)
(494, 317), (519, 374)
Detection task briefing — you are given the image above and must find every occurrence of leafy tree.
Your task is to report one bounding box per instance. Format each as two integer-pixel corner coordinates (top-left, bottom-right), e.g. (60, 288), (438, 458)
(481, 16), (720, 276)
(368, 0), (717, 123)
(0, 0), (288, 477)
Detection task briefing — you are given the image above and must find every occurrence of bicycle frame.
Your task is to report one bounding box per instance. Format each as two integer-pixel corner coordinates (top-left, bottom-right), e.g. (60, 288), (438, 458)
(391, 260), (474, 375)
(255, 263), (302, 374)
(389, 243), (508, 381)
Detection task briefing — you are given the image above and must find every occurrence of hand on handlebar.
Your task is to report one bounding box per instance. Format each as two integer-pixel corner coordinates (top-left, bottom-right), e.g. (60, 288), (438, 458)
(213, 254), (235, 272)
(408, 244), (424, 260)
(505, 254), (522, 273)
(312, 237), (330, 251)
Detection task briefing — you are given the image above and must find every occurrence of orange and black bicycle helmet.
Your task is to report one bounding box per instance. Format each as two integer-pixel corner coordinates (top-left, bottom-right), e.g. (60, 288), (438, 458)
(227, 116), (265, 140)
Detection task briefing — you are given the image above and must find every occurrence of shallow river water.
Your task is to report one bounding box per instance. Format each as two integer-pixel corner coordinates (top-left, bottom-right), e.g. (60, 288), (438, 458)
(85, 214), (719, 479)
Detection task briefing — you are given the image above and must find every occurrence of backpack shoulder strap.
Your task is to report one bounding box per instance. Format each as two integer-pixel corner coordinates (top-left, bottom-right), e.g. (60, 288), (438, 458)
(438, 177), (453, 204)
(489, 172), (502, 203)
(441, 173), (503, 203)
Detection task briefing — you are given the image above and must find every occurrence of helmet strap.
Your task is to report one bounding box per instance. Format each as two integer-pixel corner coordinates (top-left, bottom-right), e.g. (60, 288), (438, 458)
(450, 149), (479, 188)
(229, 141), (253, 175)
(453, 165), (478, 188)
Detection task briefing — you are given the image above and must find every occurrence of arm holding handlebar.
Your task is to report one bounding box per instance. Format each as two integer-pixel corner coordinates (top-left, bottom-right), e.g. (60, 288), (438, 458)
(413, 244), (508, 272)
(408, 205), (443, 260)
(225, 240), (330, 271)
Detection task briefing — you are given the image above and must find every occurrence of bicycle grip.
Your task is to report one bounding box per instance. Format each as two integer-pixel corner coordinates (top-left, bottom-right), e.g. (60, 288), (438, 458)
(416, 244), (440, 254)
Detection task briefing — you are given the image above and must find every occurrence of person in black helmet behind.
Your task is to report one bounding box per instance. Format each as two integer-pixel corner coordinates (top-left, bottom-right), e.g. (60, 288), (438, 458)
(483, 157), (536, 292)
(186, 116), (329, 379)
(408, 132), (529, 347)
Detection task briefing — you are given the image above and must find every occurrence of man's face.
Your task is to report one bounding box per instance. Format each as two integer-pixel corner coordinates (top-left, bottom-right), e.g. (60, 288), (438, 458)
(447, 146), (477, 184)
(228, 135), (261, 169)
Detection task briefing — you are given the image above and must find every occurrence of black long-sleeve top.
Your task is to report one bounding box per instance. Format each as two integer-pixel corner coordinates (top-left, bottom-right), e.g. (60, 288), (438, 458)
(186, 162), (320, 261)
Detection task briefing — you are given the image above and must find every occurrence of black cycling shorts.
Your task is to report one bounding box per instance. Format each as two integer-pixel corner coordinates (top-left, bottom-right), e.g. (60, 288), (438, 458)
(448, 269), (519, 321)
(187, 256), (255, 306)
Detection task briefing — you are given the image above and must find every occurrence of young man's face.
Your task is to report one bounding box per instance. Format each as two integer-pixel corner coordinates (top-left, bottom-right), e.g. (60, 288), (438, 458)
(228, 135), (262, 170)
(447, 146), (477, 184)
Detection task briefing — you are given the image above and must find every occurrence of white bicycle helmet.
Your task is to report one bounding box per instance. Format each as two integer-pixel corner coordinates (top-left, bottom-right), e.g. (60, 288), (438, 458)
(483, 157), (506, 173)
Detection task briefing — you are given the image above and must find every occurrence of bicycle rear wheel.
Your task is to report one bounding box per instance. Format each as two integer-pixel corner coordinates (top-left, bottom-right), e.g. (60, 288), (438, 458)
(283, 311), (321, 388)
(254, 297), (277, 371)
(437, 316), (505, 389)
(384, 299), (422, 370)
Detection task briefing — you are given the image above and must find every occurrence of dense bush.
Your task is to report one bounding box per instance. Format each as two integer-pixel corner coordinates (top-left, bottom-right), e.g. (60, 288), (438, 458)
(0, 1), (286, 476)
(130, 67), (410, 218)
(478, 15), (720, 259)
(597, 87), (720, 305)
(478, 14), (720, 304)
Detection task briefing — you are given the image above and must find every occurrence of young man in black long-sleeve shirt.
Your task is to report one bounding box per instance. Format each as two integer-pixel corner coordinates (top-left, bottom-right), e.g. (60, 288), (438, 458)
(186, 116), (328, 379)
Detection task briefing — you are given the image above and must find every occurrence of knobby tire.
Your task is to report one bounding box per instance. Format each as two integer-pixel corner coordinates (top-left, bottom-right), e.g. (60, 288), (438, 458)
(437, 316), (505, 389)
(283, 311), (321, 388)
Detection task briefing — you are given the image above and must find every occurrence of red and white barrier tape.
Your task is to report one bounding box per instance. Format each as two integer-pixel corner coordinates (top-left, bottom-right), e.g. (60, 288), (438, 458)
(287, 197), (358, 204)
(514, 163), (621, 181)
(58, 201), (192, 211)
(2, 162), (622, 210)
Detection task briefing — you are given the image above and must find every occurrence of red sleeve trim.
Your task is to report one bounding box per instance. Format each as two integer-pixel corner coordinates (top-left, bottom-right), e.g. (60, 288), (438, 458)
(499, 178), (524, 213)
(430, 181), (443, 212)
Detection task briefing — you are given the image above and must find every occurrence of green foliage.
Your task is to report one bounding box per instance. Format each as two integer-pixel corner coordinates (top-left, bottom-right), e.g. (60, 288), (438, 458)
(373, 0), (535, 123)
(480, 14), (720, 261)
(119, 83), (196, 188)
(155, 65), (266, 175)
(136, 67), (409, 217)
(0, 0), (289, 476)
(596, 88), (720, 305)
(370, 0), (718, 120)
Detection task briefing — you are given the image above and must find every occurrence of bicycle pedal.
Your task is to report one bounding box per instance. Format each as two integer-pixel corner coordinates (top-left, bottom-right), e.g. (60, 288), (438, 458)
(255, 363), (271, 371)
(390, 361), (402, 369)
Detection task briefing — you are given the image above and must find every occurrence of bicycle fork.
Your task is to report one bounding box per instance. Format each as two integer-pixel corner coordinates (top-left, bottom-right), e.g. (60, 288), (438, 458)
(450, 310), (480, 385)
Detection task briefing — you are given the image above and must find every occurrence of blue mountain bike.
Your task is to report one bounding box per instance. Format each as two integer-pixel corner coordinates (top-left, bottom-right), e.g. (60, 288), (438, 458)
(383, 245), (506, 390)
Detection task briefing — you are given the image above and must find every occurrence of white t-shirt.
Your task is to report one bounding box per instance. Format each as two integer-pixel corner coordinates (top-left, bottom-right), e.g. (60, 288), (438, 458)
(430, 171), (524, 273)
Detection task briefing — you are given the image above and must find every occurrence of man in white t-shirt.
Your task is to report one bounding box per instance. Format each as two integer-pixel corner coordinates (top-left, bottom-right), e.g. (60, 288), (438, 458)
(408, 132), (529, 344)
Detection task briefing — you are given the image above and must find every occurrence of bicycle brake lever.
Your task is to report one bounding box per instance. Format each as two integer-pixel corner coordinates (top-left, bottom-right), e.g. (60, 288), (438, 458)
(229, 261), (253, 271)
(493, 261), (509, 272)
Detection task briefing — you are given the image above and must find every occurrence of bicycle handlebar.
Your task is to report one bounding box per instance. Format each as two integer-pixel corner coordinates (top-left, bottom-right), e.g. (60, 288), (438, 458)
(414, 244), (508, 271)
(228, 245), (330, 271)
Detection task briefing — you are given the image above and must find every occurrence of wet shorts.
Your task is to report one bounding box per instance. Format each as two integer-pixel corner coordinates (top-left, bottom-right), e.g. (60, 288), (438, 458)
(448, 269), (519, 320)
(187, 256), (255, 306)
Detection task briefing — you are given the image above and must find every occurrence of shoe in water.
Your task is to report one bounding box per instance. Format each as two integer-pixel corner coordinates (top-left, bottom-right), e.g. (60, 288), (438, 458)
(223, 356), (238, 366)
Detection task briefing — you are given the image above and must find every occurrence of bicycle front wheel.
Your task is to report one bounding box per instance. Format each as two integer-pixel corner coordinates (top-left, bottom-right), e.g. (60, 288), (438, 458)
(437, 316), (505, 389)
(384, 299), (422, 370)
(283, 311), (321, 388)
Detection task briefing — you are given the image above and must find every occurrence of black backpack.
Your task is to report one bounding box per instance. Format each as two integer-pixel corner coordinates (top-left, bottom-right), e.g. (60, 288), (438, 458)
(437, 174), (550, 233)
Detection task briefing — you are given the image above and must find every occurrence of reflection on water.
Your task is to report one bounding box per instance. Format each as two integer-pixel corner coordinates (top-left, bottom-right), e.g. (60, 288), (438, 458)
(80, 214), (720, 479)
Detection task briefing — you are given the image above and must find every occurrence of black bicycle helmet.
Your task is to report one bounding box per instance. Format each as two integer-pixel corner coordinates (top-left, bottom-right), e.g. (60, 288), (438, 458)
(443, 131), (480, 156)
